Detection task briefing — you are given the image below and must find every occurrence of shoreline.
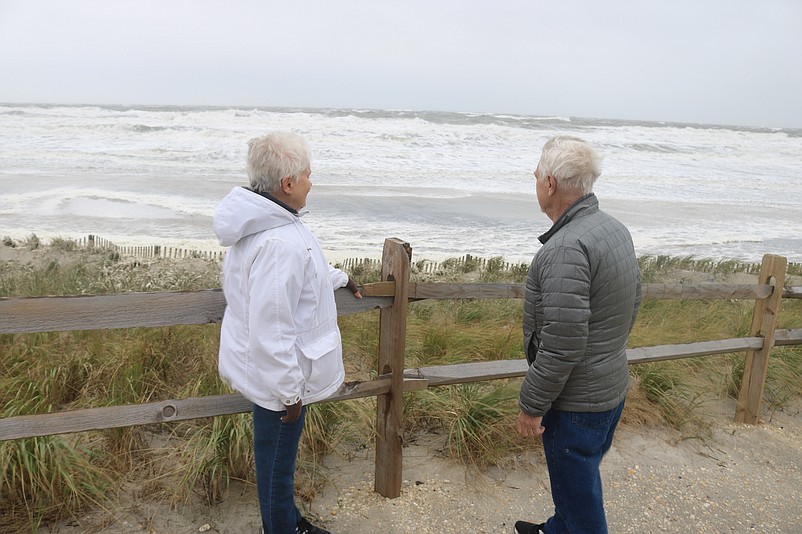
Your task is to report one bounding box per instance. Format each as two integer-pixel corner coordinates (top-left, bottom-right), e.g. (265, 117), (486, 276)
(4, 181), (802, 266)
(3, 230), (801, 268)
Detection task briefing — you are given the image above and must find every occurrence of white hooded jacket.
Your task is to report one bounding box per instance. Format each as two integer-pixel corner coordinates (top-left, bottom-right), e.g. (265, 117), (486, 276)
(213, 186), (349, 411)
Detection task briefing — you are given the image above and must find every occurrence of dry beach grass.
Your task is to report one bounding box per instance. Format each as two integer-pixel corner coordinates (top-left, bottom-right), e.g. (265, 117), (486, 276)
(2, 237), (801, 533)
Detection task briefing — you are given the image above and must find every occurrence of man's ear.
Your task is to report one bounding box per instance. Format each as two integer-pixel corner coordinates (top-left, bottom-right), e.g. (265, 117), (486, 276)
(281, 176), (294, 194)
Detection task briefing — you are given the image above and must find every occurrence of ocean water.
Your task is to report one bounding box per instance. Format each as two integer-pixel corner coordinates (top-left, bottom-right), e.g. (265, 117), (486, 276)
(1, 104), (801, 264)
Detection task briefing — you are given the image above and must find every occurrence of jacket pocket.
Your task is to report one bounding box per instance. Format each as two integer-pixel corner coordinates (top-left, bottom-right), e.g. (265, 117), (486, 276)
(298, 329), (342, 396)
(524, 333), (538, 365)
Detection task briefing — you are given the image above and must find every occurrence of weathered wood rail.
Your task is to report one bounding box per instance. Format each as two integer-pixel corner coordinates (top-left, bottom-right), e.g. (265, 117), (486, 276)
(1, 239), (800, 499)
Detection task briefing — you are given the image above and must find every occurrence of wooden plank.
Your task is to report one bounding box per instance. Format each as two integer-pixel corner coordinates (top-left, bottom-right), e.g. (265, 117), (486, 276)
(335, 291), (394, 315)
(736, 254), (787, 424)
(0, 290), (226, 334)
(404, 360), (529, 386)
(402, 337), (767, 386)
(0, 395), (251, 441)
(643, 283), (772, 300)
(0, 289), (391, 334)
(0, 281), (780, 335)
(411, 283), (525, 300)
(0, 378), (429, 441)
(364, 282), (772, 301)
(360, 281), (396, 297)
(773, 328), (802, 346)
(626, 337), (764, 364)
(375, 238), (411, 499)
(782, 286), (802, 299)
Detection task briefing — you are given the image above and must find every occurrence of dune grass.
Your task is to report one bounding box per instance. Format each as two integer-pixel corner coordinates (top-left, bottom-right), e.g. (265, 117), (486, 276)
(1, 236), (801, 530)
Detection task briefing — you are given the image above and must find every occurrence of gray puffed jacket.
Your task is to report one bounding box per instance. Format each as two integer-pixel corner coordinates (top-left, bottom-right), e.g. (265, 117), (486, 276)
(519, 194), (642, 416)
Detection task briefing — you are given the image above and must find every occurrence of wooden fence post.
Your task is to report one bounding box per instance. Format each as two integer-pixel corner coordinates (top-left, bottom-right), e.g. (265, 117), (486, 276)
(735, 254), (787, 424)
(374, 238), (411, 498)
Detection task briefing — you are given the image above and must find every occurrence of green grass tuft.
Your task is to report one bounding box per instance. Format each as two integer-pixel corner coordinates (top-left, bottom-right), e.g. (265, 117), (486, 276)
(175, 414), (254, 505)
(415, 381), (527, 467)
(0, 435), (111, 532)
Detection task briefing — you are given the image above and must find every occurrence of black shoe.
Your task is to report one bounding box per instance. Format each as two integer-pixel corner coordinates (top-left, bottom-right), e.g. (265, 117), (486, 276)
(296, 516), (330, 534)
(514, 520), (546, 534)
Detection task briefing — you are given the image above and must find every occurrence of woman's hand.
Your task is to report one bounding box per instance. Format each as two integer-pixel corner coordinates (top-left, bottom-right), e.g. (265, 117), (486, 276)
(345, 277), (363, 299)
(281, 400), (303, 423)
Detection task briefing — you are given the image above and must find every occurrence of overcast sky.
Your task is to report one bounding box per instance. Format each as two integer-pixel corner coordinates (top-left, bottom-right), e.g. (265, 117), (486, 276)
(1, 0), (800, 128)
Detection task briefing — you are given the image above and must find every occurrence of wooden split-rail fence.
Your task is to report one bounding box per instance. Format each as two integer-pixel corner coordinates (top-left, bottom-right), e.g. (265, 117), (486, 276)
(1, 238), (801, 499)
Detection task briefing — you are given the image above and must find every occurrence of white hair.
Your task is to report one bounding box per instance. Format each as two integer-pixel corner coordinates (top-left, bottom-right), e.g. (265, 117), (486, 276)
(537, 135), (602, 195)
(246, 132), (311, 194)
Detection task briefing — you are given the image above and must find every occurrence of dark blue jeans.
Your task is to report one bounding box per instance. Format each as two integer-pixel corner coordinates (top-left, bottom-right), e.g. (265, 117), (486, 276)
(541, 400), (624, 534)
(253, 403), (306, 534)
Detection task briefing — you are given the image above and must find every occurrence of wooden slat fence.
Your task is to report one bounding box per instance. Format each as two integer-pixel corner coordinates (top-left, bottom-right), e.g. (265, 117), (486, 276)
(67, 234), (541, 273)
(1, 239), (800, 499)
(74, 234), (226, 261)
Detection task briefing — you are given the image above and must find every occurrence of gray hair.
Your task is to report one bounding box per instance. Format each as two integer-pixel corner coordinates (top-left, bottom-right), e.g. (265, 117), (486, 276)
(537, 135), (602, 195)
(246, 132), (311, 194)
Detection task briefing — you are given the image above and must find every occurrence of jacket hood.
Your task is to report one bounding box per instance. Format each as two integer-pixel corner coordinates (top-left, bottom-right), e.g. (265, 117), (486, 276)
(213, 186), (298, 246)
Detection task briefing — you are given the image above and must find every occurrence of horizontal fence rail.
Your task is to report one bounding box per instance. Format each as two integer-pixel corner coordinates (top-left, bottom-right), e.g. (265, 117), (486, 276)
(0, 290), (392, 334)
(3, 283), (798, 335)
(0, 379), (430, 441)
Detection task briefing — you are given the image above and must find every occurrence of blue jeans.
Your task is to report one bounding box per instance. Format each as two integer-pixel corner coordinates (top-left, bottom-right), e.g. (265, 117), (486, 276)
(541, 401), (624, 534)
(253, 403), (306, 534)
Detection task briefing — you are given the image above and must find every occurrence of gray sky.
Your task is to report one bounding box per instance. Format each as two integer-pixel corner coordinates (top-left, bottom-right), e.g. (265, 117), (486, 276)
(1, 0), (801, 128)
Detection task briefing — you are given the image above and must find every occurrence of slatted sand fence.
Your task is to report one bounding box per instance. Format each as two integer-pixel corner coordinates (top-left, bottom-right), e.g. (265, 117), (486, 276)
(73, 234), (226, 260)
(1, 238), (801, 499)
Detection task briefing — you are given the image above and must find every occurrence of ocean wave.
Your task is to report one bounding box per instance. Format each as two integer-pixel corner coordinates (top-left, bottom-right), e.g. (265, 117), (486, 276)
(127, 124), (172, 133)
(2, 104), (801, 263)
(315, 185), (471, 200)
(489, 114), (572, 123)
(624, 142), (691, 154)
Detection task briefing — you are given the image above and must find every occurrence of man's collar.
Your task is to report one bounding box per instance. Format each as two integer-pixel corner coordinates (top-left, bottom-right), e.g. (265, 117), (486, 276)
(538, 193), (597, 244)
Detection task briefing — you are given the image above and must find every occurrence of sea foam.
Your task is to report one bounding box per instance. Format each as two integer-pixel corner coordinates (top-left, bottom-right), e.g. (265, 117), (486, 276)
(1, 104), (800, 263)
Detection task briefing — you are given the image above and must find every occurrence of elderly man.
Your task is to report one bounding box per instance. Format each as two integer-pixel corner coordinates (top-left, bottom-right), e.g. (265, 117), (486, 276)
(515, 136), (642, 534)
(214, 132), (360, 534)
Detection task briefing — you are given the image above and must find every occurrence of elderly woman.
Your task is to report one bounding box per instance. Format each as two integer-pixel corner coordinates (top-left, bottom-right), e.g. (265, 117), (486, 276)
(214, 131), (360, 534)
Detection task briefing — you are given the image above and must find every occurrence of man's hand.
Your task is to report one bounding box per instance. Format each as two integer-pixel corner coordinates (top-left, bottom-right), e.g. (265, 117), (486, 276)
(281, 400), (303, 423)
(517, 411), (545, 437)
